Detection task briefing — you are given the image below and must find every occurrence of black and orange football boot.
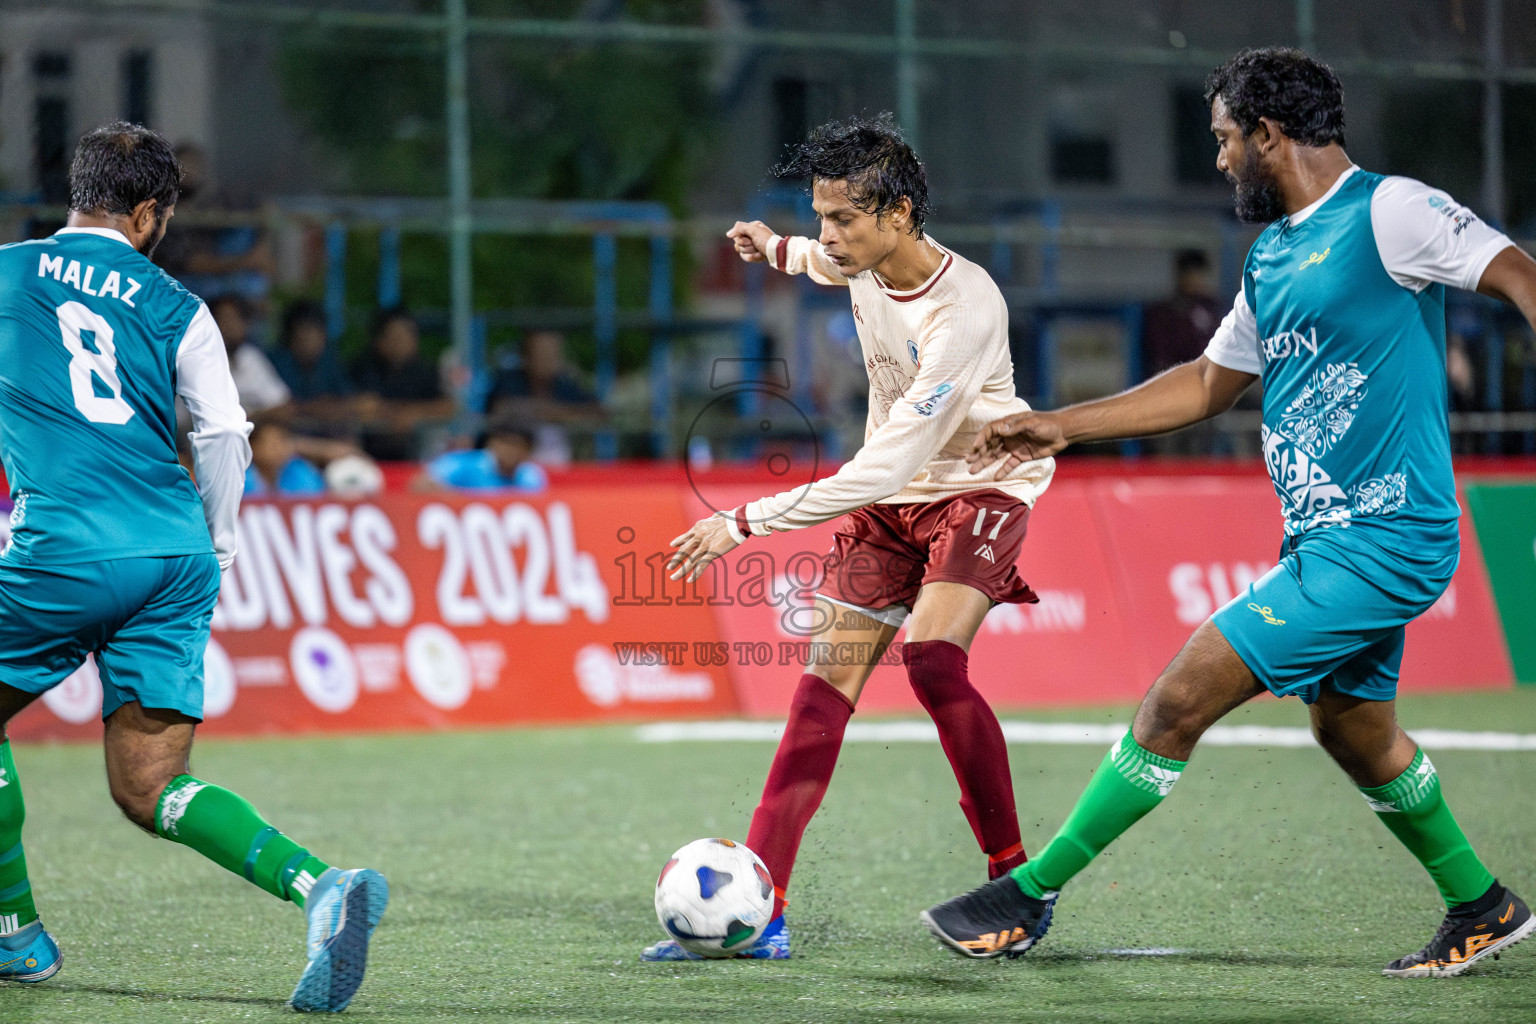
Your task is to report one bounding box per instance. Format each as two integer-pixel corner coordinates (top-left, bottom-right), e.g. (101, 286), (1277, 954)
(1384, 883), (1534, 978)
(920, 875), (1056, 960)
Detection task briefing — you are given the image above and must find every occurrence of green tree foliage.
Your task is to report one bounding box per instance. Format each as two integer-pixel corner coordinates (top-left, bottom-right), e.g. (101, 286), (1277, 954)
(276, 1), (715, 368)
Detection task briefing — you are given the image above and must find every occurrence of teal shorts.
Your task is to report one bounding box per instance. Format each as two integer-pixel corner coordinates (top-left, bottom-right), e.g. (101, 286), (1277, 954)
(1211, 521), (1458, 705)
(0, 554), (221, 721)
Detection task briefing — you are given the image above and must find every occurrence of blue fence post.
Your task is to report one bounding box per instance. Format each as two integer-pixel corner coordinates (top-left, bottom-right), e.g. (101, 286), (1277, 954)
(324, 221), (347, 341)
(989, 219), (1013, 285)
(1040, 200), (1063, 298)
(1034, 310), (1054, 409)
(737, 195), (770, 423)
(593, 232), (619, 461)
(377, 224), (402, 309)
(648, 232), (674, 458)
(466, 313), (490, 419)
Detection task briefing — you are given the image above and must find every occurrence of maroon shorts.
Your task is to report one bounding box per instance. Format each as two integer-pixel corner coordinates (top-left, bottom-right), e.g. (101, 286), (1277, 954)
(819, 489), (1038, 613)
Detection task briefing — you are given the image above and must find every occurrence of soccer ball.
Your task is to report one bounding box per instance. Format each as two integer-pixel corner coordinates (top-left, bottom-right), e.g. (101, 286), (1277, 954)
(653, 838), (774, 957)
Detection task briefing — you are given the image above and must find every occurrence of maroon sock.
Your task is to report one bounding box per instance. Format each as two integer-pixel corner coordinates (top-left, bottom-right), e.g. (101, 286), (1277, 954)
(902, 639), (1025, 880)
(746, 673), (853, 919)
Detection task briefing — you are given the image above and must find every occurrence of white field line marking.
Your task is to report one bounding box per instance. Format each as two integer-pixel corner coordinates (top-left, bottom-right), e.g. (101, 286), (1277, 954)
(635, 720), (1536, 751)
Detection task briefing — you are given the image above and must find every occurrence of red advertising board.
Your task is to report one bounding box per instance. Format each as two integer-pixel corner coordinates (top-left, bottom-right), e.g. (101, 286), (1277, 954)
(1088, 477), (1513, 691)
(4, 471), (1514, 741)
(9, 487), (738, 741)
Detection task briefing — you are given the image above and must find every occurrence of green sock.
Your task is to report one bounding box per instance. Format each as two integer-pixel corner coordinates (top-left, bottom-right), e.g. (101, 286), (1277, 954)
(1012, 731), (1187, 898)
(1359, 748), (1495, 908)
(155, 776), (332, 908)
(0, 741), (38, 934)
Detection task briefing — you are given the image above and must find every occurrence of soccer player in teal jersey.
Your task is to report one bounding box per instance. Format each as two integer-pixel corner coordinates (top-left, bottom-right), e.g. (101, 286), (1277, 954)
(0, 123), (387, 1011)
(922, 49), (1536, 977)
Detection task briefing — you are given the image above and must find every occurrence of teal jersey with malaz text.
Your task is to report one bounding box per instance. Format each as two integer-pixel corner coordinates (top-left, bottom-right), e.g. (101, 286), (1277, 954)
(0, 231), (211, 565)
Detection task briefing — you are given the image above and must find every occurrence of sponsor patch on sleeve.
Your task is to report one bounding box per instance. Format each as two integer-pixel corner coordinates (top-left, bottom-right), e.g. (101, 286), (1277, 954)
(913, 382), (954, 417)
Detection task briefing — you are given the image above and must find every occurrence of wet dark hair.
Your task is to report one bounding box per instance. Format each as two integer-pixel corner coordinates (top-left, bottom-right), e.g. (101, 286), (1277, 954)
(68, 121), (182, 216)
(280, 300), (328, 350)
(773, 113), (929, 238)
(1205, 48), (1346, 147)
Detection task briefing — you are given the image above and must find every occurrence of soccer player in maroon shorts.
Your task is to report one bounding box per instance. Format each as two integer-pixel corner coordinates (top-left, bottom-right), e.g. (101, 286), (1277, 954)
(643, 114), (1055, 961)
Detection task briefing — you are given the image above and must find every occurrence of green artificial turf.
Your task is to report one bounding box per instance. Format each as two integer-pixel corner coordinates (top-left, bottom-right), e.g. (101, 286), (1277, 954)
(2, 689), (1534, 1023)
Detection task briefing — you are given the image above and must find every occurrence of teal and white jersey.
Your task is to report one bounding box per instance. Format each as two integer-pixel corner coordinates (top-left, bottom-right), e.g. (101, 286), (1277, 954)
(0, 227), (251, 566)
(1204, 167), (1514, 537)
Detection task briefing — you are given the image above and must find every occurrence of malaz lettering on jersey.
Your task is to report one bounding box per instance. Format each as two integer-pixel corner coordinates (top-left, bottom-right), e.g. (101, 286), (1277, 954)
(37, 253), (142, 307)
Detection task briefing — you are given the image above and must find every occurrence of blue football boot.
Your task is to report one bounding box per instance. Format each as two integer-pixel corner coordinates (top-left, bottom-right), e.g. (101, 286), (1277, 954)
(290, 867), (390, 1013)
(0, 920), (62, 983)
(640, 915), (790, 961)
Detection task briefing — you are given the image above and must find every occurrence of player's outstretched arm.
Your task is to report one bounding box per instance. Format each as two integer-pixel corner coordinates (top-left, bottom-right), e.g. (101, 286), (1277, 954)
(1477, 244), (1536, 332)
(728, 220), (849, 286)
(968, 357), (1257, 478)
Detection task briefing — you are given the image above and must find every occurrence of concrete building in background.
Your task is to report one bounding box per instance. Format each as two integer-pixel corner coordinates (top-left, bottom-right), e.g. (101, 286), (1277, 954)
(0, 8), (213, 201)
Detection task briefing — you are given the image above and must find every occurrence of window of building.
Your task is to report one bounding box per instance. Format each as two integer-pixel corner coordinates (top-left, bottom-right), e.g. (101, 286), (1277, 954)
(1174, 84), (1225, 186)
(1050, 134), (1114, 184)
(33, 51), (72, 204)
(124, 50), (153, 126)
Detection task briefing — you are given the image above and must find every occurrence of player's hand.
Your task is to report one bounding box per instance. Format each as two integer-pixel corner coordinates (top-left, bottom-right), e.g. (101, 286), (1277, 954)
(727, 221), (775, 264)
(668, 513), (741, 583)
(967, 411), (1069, 478)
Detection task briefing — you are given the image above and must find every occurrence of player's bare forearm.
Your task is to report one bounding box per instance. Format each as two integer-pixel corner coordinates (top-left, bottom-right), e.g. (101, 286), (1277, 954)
(1057, 359), (1255, 441)
(1477, 245), (1536, 333)
(968, 358), (1257, 476)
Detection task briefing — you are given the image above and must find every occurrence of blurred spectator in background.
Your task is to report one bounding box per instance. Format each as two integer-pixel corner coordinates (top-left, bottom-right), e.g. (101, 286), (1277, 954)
(352, 307), (456, 460)
(244, 421), (382, 498)
(1142, 250), (1233, 455)
(485, 330), (605, 465)
(1143, 250), (1223, 378)
(154, 144), (273, 302)
(271, 300), (357, 426)
(211, 294), (291, 421)
(416, 417), (547, 493)
(245, 421), (326, 496)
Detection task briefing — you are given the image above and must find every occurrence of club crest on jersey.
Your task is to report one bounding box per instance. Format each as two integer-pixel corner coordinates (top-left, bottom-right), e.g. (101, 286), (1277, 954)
(906, 339), (920, 367)
(913, 381), (954, 417)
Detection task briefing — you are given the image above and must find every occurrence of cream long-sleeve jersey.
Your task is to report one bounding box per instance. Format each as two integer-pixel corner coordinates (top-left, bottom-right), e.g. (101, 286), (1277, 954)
(725, 233), (1054, 541)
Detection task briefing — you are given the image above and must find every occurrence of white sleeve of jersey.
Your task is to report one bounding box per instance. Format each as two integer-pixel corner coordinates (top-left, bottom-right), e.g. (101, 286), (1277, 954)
(1201, 289), (1263, 375)
(1370, 176), (1516, 293)
(764, 234), (851, 287)
(743, 298), (998, 534)
(175, 303), (253, 571)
